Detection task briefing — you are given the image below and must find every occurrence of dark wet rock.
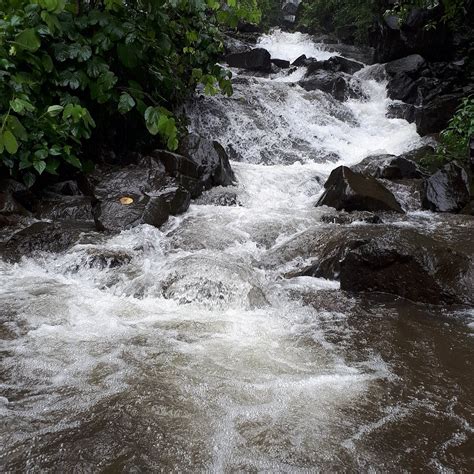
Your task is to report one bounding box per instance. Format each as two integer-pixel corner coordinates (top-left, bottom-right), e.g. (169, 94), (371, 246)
(83, 248), (132, 269)
(387, 73), (418, 103)
(1, 221), (96, 261)
(339, 229), (474, 305)
(460, 201), (474, 216)
(415, 93), (462, 136)
(292, 54), (307, 66)
(316, 166), (404, 213)
(320, 210), (383, 225)
(387, 102), (416, 122)
(171, 133), (236, 197)
(282, 0), (300, 15)
(0, 180), (30, 218)
(369, 6), (451, 63)
(306, 56), (365, 75)
(353, 154), (426, 180)
(223, 35), (251, 55)
(236, 21), (263, 34)
(43, 180), (83, 196)
(422, 161), (470, 213)
(196, 189), (240, 207)
(35, 196), (94, 221)
(226, 48), (272, 72)
(385, 54), (426, 76)
(90, 157), (190, 232)
(271, 58), (290, 69)
(299, 71), (365, 101)
(277, 223), (474, 305)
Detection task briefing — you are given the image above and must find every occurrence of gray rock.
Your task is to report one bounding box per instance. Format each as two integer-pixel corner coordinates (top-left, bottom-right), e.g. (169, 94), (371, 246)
(226, 48), (272, 72)
(422, 161), (470, 212)
(316, 166), (404, 213)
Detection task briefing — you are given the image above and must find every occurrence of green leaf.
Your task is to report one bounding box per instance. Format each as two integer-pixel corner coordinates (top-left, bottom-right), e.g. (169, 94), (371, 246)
(117, 43), (139, 68)
(23, 172), (36, 188)
(45, 158), (60, 174)
(65, 154), (82, 169)
(41, 54), (54, 73)
(47, 105), (64, 116)
(33, 160), (47, 175)
(16, 29), (41, 52)
(7, 116), (27, 141)
(10, 98), (35, 114)
(3, 131), (19, 154)
(118, 92), (135, 114)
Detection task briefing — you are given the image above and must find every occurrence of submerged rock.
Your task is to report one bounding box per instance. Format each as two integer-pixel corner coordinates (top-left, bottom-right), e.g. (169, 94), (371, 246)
(422, 161), (470, 212)
(320, 211), (383, 225)
(306, 56), (365, 75)
(339, 229), (474, 305)
(226, 48), (272, 72)
(316, 166), (404, 213)
(299, 71), (365, 101)
(1, 220), (96, 261)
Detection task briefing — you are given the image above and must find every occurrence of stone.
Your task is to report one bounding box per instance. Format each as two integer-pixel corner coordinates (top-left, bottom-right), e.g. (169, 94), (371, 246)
(292, 54), (307, 66)
(320, 211), (383, 225)
(385, 54), (426, 76)
(1, 221), (96, 261)
(299, 71), (365, 101)
(226, 48), (272, 72)
(339, 229), (474, 305)
(316, 166), (404, 213)
(422, 161), (470, 213)
(387, 102), (416, 122)
(387, 72), (418, 103)
(415, 94), (462, 136)
(90, 157), (191, 232)
(271, 58), (290, 69)
(353, 154), (426, 180)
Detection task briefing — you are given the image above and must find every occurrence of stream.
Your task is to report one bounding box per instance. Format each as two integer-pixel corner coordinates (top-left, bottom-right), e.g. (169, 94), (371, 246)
(1, 30), (473, 471)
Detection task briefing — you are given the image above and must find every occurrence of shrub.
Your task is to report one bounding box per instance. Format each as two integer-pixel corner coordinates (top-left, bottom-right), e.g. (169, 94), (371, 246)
(0, 0), (260, 186)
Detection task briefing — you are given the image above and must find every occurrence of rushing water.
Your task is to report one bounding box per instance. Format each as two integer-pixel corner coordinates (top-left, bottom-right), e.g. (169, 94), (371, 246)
(1, 31), (473, 471)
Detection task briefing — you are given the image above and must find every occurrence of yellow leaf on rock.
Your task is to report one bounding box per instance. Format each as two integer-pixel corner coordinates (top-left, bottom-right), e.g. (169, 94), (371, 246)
(119, 196), (133, 205)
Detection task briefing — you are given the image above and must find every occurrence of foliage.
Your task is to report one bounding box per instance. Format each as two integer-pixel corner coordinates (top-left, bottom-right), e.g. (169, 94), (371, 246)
(0, 0), (260, 186)
(297, 0), (382, 43)
(256, 0), (281, 28)
(437, 96), (474, 163)
(387, 0), (469, 26)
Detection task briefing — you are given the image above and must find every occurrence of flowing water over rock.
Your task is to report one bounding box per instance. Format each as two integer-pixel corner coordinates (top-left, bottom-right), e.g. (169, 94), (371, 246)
(1, 31), (473, 471)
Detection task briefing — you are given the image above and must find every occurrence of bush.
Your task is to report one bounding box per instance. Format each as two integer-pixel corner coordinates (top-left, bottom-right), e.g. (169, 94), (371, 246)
(0, 0), (260, 186)
(438, 96), (474, 163)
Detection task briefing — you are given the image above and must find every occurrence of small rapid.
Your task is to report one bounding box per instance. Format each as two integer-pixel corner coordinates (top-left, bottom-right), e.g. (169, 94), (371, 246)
(1, 31), (473, 471)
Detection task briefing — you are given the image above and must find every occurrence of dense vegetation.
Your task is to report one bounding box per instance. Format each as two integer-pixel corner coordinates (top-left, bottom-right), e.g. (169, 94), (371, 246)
(297, 0), (470, 43)
(0, 0), (260, 186)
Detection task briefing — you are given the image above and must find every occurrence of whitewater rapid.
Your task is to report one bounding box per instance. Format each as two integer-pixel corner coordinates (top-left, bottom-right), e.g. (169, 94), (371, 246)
(1, 30), (472, 471)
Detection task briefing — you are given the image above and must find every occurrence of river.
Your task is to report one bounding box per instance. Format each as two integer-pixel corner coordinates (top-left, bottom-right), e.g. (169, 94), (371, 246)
(1, 30), (473, 471)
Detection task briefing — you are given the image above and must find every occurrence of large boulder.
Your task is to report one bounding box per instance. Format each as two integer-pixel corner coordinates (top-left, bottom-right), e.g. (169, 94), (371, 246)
(277, 224), (474, 306)
(339, 228), (474, 305)
(369, 6), (452, 63)
(415, 93), (462, 136)
(316, 166), (404, 213)
(422, 161), (470, 212)
(1, 221), (96, 261)
(352, 154), (426, 180)
(225, 48), (272, 72)
(306, 56), (365, 75)
(298, 71), (365, 101)
(90, 157), (190, 232)
(271, 58), (290, 69)
(168, 133), (236, 197)
(385, 54), (426, 76)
